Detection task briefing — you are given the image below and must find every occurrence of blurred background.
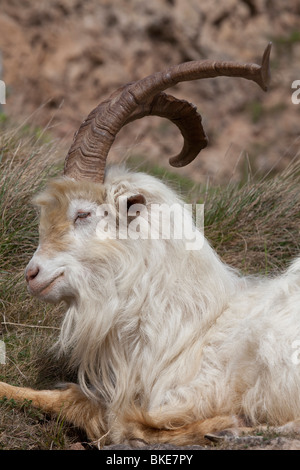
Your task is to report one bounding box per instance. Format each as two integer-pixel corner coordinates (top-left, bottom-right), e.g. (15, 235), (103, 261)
(0, 0), (299, 184)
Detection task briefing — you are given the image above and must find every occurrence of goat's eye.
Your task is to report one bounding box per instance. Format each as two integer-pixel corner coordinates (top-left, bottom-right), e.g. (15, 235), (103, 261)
(75, 211), (91, 223)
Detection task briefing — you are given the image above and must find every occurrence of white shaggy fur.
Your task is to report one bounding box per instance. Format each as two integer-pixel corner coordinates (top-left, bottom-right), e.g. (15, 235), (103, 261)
(24, 166), (300, 441)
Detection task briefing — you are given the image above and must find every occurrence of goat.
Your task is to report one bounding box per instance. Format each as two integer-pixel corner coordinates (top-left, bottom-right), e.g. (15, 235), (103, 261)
(2, 43), (300, 447)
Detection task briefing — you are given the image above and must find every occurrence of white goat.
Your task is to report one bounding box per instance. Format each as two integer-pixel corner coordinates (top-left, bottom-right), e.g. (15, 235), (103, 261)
(2, 43), (300, 446)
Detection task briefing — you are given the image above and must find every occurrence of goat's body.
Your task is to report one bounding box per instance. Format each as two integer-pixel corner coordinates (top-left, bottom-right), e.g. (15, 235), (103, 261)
(1, 168), (300, 445)
(59, 224), (300, 443)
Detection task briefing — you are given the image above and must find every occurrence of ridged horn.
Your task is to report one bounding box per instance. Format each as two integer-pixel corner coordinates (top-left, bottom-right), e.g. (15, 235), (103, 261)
(64, 42), (271, 183)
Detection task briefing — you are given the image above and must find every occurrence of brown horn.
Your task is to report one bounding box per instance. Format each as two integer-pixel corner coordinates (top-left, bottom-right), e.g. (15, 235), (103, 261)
(64, 42), (271, 183)
(124, 92), (208, 167)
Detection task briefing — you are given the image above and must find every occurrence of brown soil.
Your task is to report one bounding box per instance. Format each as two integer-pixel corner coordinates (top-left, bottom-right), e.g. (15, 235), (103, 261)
(0, 0), (300, 184)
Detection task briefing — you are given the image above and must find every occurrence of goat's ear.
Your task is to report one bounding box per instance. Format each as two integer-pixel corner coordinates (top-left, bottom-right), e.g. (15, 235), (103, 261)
(127, 194), (146, 211)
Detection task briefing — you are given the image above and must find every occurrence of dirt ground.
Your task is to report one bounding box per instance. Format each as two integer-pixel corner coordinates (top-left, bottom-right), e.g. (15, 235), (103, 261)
(0, 0), (300, 184)
(76, 435), (300, 451)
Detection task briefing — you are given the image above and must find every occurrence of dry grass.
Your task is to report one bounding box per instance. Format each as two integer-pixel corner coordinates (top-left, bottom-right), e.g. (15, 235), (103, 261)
(203, 161), (300, 275)
(0, 121), (299, 449)
(0, 121), (80, 449)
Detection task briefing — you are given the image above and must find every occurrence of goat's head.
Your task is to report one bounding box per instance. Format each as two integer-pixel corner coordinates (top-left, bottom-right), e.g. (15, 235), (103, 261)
(25, 44), (271, 305)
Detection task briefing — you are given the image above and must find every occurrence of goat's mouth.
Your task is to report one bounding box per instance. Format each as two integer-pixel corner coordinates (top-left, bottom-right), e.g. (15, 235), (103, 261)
(29, 272), (64, 297)
(40, 272), (64, 295)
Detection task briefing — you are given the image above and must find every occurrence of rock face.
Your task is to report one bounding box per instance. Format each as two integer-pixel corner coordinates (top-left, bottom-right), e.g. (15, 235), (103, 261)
(0, 0), (299, 183)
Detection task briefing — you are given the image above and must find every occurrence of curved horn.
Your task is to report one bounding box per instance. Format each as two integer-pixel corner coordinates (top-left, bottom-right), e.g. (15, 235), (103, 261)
(64, 42), (272, 183)
(124, 92), (208, 167)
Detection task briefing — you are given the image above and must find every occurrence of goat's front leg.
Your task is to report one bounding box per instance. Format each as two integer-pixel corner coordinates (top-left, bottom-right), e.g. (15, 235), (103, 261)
(0, 381), (105, 441)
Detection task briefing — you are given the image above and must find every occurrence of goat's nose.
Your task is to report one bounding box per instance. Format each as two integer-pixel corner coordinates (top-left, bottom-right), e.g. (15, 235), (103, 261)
(25, 266), (40, 283)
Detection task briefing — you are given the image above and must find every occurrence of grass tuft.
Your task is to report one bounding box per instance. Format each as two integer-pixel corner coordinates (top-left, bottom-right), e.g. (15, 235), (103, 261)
(0, 122), (299, 448)
(202, 161), (300, 274)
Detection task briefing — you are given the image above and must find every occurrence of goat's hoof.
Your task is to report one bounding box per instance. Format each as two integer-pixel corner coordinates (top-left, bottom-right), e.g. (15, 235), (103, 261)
(205, 433), (225, 443)
(124, 438), (149, 448)
(205, 427), (243, 443)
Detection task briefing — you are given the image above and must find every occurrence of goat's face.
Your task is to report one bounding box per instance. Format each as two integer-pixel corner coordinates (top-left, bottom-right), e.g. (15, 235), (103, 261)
(24, 170), (171, 305)
(25, 178), (108, 304)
